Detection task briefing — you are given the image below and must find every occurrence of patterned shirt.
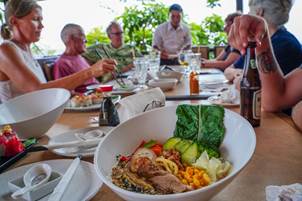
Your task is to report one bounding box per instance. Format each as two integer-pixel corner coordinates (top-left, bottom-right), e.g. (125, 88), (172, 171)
(83, 43), (141, 82)
(152, 21), (192, 55)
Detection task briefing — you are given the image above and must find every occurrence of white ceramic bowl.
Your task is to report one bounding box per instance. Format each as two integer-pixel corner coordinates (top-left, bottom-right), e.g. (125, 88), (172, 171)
(157, 71), (183, 82)
(94, 105), (256, 201)
(148, 78), (178, 91)
(0, 88), (70, 139)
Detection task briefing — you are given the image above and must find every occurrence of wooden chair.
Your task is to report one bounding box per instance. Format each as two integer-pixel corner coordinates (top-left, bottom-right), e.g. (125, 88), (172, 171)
(37, 56), (58, 81)
(214, 45), (226, 58)
(191, 46), (210, 59)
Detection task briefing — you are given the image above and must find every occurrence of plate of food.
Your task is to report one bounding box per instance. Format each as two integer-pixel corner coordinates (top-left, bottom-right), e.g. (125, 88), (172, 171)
(65, 93), (121, 112)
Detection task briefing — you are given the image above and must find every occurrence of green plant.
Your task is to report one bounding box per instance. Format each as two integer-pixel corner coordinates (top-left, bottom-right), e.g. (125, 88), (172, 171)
(86, 27), (110, 46)
(117, 2), (168, 53)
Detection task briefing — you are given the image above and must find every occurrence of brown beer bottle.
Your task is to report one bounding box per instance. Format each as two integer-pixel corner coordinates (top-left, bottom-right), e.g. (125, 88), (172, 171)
(240, 42), (261, 127)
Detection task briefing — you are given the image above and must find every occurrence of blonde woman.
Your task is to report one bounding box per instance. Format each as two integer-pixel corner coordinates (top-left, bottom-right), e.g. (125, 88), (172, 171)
(0, 0), (115, 102)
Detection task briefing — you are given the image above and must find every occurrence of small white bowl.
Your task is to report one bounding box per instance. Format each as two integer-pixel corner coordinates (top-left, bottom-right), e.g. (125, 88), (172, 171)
(148, 78), (178, 91)
(0, 88), (70, 139)
(8, 170), (61, 201)
(157, 71), (183, 82)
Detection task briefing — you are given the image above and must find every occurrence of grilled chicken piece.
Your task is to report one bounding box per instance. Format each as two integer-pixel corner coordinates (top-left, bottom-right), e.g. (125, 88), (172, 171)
(135, 157), (166, 178)
(130, 148), (156, 172)
(148, 173), (190, 194)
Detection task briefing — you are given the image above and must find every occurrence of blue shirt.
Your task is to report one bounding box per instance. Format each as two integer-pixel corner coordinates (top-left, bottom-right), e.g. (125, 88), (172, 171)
(234, 27), (302, 75)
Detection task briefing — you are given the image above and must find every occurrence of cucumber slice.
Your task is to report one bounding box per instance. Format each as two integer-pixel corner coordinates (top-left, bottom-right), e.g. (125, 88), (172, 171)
(181, 143), (200, 165)
(163, 137), (181, 150)
(174, 139), (192, 154)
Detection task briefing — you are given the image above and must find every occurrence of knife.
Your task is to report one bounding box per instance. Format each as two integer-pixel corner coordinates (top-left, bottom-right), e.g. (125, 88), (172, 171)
(48, 156), (81, 201)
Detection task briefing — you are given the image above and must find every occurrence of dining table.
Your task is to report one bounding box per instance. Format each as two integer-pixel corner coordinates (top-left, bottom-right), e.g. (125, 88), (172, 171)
(4, 69), (302, 201)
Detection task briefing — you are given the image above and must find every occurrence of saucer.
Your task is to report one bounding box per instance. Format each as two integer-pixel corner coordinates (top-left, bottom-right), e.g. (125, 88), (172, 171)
(208, 95), (240, 107)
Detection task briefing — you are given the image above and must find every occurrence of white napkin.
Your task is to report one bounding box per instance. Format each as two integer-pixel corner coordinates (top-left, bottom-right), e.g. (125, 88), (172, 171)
(117, 87), (165, 123)
(266, 183), (302, 201)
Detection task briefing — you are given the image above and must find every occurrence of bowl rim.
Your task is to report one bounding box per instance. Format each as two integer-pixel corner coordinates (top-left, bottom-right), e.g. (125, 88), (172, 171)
(0, 88), (70, 125)
(94, 105), (256, 199)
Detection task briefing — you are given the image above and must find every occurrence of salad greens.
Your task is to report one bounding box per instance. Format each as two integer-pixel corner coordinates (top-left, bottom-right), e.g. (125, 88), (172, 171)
(174, 104), (225, 158)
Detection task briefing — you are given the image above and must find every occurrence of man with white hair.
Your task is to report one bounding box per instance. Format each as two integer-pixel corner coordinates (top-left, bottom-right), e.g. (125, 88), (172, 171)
(83, 21), (141, 82)
(152, 3), (192, 65)
(53, 23), (98, 92)
(224, 0), (302, 81)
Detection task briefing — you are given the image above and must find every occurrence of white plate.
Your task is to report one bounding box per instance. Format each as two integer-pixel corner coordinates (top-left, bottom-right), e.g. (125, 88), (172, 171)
(0, 159), (102, 201)
(65, 95), (121, 112)
(208, 95), (240, 107)
(48, 127), (113, 157)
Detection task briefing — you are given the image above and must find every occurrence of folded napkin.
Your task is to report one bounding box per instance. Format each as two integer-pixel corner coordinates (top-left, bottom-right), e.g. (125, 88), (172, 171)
(266, 183), (302, 201)
(117, 87), (165, 123)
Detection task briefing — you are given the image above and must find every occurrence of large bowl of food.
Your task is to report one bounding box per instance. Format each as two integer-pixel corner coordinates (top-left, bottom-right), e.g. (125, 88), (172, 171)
(0, 88), (70, 139)
(94, 104), (256, 201)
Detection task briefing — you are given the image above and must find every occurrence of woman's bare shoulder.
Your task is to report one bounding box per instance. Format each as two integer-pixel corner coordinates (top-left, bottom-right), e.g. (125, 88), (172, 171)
(0, 41), (19, 57)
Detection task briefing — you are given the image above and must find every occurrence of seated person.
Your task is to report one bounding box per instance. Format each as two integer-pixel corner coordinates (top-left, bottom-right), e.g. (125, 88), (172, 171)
(83, 21), (140, 82)
(224, 0), (302, 81)
(0, 0), (115, 102)
(201, 12), (242, 71)
(228, 14), (302, 131)
(53, 23), (99, 93)
(152, 4), (192, 65)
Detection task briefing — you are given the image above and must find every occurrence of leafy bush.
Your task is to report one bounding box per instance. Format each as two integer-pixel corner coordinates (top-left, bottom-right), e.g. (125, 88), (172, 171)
(117, 2), (168, 53)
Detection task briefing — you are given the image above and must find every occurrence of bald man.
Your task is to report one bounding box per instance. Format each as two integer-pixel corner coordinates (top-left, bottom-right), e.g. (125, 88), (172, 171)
(53, 23), (98, 92)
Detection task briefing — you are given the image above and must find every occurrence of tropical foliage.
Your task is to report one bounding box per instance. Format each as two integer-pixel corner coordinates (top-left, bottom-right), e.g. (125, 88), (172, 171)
(87, 0), (226, 53)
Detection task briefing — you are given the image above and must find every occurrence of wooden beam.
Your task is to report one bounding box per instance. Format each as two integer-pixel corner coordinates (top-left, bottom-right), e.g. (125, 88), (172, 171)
(236, 0), (243, 11)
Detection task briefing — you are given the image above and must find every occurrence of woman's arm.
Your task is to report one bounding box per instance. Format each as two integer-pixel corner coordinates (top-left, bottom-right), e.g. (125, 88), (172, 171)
(0, 43), (115, 93)
(202, 52), (240, 70)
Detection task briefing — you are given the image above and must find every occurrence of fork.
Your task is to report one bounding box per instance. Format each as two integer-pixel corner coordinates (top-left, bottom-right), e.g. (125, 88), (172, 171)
(95, 48), (127, 88)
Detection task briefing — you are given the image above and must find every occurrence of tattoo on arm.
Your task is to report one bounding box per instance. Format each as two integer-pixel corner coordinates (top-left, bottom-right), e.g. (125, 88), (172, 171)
(256, 50), (278, 73)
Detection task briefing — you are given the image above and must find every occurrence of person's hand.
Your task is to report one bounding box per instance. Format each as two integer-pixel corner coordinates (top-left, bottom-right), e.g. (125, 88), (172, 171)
(228, 15), (269, 55)
(91, 58), (116, 77)
(160, 50), (169, 59)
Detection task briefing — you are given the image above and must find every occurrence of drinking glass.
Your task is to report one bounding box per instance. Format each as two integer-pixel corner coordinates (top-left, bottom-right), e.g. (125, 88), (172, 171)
(134, 57), (148, 88)
(147, 50), (160, 79)
(178, 50), (191, 75)
(187, 53), (201, 72)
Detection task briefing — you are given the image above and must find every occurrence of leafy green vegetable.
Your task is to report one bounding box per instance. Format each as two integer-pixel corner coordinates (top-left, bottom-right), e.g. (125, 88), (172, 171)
(23, 138), (37, 148)
(174, 104), (225, 157)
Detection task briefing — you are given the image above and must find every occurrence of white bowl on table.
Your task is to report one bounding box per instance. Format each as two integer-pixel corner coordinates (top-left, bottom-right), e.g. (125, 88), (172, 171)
(0, 88), (70, 139)
(157, 70), (183, 82)
(148, 78), (178, 91)
(94, 105), (256, 201)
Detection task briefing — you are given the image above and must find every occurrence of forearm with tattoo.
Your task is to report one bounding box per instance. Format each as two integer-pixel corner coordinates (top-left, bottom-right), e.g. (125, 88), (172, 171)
(256, 50), (278, 74)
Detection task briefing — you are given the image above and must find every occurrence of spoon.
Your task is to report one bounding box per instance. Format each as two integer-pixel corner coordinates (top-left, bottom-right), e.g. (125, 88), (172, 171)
(11, 164), (52, 199)
(74, 129), (105, 141)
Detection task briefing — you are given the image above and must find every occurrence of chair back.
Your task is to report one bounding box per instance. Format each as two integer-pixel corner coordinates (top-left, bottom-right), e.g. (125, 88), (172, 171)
(192, 46), (210, 59)
(214, 46), (226, 58)
(37, 56), (59, 81)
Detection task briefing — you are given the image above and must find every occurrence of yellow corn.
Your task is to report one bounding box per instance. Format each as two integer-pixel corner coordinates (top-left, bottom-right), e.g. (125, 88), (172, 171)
(177, 166), (211, 189)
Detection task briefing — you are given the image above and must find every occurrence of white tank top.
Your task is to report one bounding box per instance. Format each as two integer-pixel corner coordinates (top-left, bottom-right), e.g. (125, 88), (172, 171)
(0, 40), (46, 103)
